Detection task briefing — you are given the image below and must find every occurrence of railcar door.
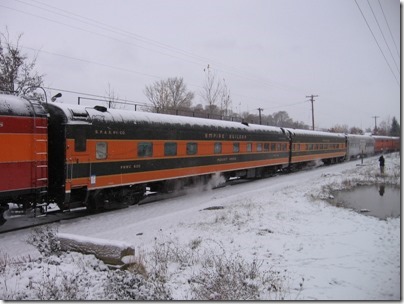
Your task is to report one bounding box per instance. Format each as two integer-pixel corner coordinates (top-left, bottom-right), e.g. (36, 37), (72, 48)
(65, 124), (91, 206)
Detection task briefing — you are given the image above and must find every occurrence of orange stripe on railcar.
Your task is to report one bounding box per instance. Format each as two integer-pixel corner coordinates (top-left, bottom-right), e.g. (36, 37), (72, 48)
(66, 157), (290, 191)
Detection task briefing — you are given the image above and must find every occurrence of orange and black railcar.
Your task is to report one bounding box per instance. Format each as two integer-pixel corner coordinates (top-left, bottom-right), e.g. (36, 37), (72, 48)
(45, 102), (292, 211)
(285, 128), (347, 167)
(0, 94), (400, 219)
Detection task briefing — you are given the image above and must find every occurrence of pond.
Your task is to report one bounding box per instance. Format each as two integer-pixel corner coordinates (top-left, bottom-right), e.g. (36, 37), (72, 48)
(331, 185), (400, 220)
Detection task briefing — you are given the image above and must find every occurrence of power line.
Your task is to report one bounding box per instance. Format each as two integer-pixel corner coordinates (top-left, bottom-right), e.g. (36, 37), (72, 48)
(20, 44), (163, 80)
(377, 0), (400, 58)
(43, 86), (148, 106)
(4, 0), (307, 94)
(0, 3), (207, 69)
(366, 0), (399, 74)
(353, 0), (399, 85)
(24, 43), (308, 111)
(17, 0), (212, 64)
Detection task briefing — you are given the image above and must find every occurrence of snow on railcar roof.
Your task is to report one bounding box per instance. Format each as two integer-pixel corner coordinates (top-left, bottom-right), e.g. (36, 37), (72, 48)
(0, 94), (36, 116)
(284, 127), (346, 138)
(51, 102), (284, 134)
(346, 133), (374, 139)
(372, 135), (400, 139)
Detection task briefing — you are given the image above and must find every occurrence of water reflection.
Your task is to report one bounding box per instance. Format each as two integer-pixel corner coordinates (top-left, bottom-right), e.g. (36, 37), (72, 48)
(379, 184), (385, 196)
(331, 185), (400, 220)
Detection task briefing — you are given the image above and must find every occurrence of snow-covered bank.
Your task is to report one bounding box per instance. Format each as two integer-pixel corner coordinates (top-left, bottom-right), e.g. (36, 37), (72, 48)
(0, 153), (400, 300)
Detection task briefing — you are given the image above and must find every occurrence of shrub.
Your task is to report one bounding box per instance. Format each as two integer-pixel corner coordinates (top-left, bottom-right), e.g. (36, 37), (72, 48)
(27, 225), (61, 257)
(105, 269), (172, 300)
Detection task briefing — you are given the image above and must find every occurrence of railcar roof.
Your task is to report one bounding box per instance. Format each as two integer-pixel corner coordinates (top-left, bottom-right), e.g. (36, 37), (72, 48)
(50, 102), (285, 134)
(346, 134), (374, 139)
(284, 127), (346, 138)
(372, 135), (400, 140)
(0, 94), (37, 116)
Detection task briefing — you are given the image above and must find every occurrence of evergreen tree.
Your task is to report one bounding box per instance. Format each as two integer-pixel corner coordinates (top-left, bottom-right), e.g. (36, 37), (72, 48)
(390, 117), (400, 136)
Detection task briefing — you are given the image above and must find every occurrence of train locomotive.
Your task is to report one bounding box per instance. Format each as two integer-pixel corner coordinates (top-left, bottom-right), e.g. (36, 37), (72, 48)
(0, 93), (400, 221)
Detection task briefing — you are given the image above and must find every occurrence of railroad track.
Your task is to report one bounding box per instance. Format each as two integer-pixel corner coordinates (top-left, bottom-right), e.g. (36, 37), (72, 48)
(0, 166), (318, 234)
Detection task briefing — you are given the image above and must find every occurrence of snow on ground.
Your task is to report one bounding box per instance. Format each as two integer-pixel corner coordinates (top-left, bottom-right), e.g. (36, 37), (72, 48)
(0, 153), (400, 300)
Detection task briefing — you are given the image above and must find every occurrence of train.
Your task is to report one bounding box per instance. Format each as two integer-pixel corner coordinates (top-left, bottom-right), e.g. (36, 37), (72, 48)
(0, 93), (400, 221)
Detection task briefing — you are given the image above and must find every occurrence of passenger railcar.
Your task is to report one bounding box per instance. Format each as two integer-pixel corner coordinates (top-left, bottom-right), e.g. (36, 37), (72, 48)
(346, 134), (375, 160)
(373, 135), (400, 154)
(0, 93), (400, 221)
(285, 128), (346, 166)
(0, 95), (48, 214)
(45, 102), (291, 211)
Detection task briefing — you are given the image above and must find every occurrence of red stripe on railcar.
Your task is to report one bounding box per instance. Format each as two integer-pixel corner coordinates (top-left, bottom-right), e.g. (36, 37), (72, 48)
(0, 116), (47, 134)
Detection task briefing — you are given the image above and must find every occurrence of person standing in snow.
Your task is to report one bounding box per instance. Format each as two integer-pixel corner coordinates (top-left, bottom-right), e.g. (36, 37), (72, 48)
(378, 154), (385, 175)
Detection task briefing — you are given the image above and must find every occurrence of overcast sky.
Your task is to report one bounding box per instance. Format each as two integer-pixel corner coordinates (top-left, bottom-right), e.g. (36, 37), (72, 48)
(0, 0), (400, 130)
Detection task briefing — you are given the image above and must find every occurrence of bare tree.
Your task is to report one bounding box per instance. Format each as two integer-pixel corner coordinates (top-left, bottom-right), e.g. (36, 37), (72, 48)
(272, 111), (293, 127)
(144, 77), (194, 113)
(0, 28), (43, 97)
(201, 65), (223, 115)
(219, 78), (232, 117)
(104, 83), (120, 109)
(349, 126), (364, 135)
(328, 124), (349, 134)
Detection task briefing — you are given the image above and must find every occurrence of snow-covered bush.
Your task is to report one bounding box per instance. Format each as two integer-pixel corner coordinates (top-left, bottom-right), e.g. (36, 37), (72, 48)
(27, 225), (61, 257)
(105, 269), (172, 300)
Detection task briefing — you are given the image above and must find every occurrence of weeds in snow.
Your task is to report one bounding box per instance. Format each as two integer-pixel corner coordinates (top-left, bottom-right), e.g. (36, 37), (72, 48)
(146, 235), (292, 300)
(315, 153), (400, 201)
(190, 253), (287, 300)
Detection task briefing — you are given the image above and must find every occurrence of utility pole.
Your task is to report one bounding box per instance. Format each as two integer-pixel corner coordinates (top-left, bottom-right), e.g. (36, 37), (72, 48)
(257, 107), (264, 125)
(372, 116), (379, 134)
(306, 94), (318, 130)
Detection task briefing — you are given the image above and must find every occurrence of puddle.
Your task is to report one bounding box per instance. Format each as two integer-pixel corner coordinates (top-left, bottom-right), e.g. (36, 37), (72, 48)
(330, 185), (401, 220)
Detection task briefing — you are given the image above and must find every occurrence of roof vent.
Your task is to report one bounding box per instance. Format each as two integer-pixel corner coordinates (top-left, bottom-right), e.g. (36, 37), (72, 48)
(241, 121), (249, 126)
(94, 105), (108, 112)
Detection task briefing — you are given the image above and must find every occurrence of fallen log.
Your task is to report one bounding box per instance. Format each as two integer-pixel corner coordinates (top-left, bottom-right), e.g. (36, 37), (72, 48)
(57, 233), (135, 265)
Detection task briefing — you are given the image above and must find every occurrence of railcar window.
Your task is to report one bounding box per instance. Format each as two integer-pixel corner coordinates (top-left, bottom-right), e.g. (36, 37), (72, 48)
(271, 143), (276, 151)
(96, 142), (108, 159)
(277, 144), (281, 151)
(164, 142), (177, 156)
(186, 142), (198, 155)
(233, 143), (240, 153)
(74, 132), (86, 152)
(257, 143), (263, 152)
(138, 142), (153, 157)
(247, 143), (252, 152)
(214, 142), (222, 154)
(264, 143), (269, 152)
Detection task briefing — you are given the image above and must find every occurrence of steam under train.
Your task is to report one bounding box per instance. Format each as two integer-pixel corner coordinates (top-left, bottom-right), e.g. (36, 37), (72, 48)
(0, 94), (400, 221)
